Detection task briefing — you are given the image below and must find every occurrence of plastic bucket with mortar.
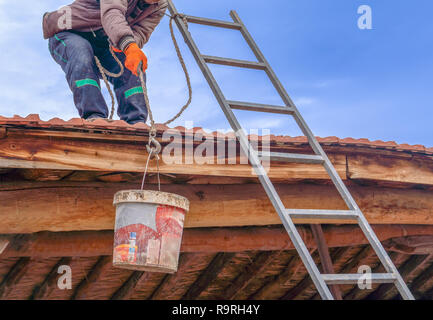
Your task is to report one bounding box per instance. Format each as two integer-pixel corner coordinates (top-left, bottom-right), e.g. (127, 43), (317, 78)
(112, 190), (189, 273)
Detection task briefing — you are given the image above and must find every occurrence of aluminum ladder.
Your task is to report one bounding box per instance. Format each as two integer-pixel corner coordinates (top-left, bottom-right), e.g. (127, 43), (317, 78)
(167, 0), (414, 300)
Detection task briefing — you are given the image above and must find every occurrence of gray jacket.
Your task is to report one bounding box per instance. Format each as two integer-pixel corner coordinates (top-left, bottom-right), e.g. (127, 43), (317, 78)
(43, 0), (167, 51)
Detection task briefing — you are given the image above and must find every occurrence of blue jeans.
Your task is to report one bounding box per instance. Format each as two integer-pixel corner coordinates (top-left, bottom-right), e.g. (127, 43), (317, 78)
(48, 31), (147, 124)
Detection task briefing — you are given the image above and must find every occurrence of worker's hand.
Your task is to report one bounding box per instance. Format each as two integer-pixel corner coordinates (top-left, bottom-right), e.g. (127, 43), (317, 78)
(124, 43), (148, 76)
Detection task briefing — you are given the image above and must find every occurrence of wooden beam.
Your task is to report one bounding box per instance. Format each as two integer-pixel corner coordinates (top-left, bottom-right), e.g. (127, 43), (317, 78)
(310, 224), (342, 300)
(1, 182), (433, 234)
(71, 256), (112, 300)
(30, 257), (72, 300)
(111, 271), (147, 300)
(348, 154), (433, 186)
(222, 251), (283, 300)
(0, 257), (31, 299)
(182, 253), (235, 300)
(2, 128), (433, 186)
(3, 225), (433, 258)
(0, 133), (346, 180)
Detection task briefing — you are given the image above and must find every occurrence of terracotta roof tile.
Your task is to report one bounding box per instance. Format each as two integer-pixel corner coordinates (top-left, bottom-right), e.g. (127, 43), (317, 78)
(0, 115), (431, 156)
(317, 136), (340, 144)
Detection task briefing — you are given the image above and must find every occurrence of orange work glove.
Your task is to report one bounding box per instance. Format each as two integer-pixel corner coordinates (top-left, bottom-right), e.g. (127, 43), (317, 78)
(124, 43), (148, 76)
(111, 46), (123, 53)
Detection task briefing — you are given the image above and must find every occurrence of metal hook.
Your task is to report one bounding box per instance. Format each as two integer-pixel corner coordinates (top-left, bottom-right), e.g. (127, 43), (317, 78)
(146, 133), (162, 158)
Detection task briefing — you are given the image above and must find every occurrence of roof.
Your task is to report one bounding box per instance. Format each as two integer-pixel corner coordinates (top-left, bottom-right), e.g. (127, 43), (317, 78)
(1, 114), (433, 300)
(0, 114), (431, 156)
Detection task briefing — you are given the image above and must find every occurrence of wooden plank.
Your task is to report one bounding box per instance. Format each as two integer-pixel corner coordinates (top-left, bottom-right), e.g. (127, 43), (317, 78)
(0, 134), (346, 180)
(348, 154), (433, 186)
(3, 225), (433, 258)
(0, 183), (432, 234)
(182, 253), (235, 300)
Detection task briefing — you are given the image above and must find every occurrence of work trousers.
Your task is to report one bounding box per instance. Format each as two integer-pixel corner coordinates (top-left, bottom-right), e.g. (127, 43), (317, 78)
(48, 31), (147, 124)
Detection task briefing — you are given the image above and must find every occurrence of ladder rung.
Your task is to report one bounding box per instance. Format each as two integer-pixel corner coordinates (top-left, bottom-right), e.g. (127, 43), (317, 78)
(285, 209), (359, 221)
(322, 273), (397, 285)
(259, 152), (324, 164)
(202, 55), (267, 70)
(228, 101), (295, 115)
(184, 15), (242, 30)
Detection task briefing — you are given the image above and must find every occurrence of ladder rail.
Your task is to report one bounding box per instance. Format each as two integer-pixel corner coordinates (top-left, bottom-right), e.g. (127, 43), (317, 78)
(166, 0), (414, 300)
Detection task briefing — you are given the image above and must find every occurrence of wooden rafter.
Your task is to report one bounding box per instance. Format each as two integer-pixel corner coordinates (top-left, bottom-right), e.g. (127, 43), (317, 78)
(182, 253), (235, 300)
(111, 271), (147, 300)
(249, 251), (309, 300)
(366, 254), (429, 300)
(149, 253), (206, 300)
(222, 251), (283, 300)
(71, 256), (112, 300)
(30, 257), (72, 300)
(404, 259), (433, 298)
(343, 252), (401, 300)
(279, 247), (349, 300)
(0, 257), (31, 299)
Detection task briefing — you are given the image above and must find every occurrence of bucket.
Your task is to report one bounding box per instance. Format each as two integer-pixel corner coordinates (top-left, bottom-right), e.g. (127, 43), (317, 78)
(112, 190), (189, 273)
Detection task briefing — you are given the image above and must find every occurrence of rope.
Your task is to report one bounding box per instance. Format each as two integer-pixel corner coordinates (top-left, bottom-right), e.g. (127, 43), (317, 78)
(140, 149), (161, 191)
(164, 14), (192, 126)
(94, 46), (124, 120)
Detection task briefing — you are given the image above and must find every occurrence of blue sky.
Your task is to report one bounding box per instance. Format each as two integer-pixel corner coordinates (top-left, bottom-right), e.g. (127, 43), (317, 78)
(0, 0), (431, 146)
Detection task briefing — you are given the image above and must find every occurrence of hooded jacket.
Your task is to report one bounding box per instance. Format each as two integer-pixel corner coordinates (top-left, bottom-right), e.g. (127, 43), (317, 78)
(42, 0), (167, 51)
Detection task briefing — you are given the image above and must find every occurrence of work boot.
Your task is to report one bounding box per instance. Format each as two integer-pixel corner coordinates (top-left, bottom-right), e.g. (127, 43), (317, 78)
(85, 114), (114, 122)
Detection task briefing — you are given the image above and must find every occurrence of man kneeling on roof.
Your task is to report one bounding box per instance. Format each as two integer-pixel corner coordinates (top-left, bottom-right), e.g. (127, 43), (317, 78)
(42, 0), (167, 124)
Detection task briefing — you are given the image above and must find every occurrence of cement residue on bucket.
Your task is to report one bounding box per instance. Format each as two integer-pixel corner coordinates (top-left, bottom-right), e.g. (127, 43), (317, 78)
(113, 190), (189, 273)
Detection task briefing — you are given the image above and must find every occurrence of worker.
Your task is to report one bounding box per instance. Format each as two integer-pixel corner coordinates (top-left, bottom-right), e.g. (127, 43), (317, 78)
(42, 0), (167, 124)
